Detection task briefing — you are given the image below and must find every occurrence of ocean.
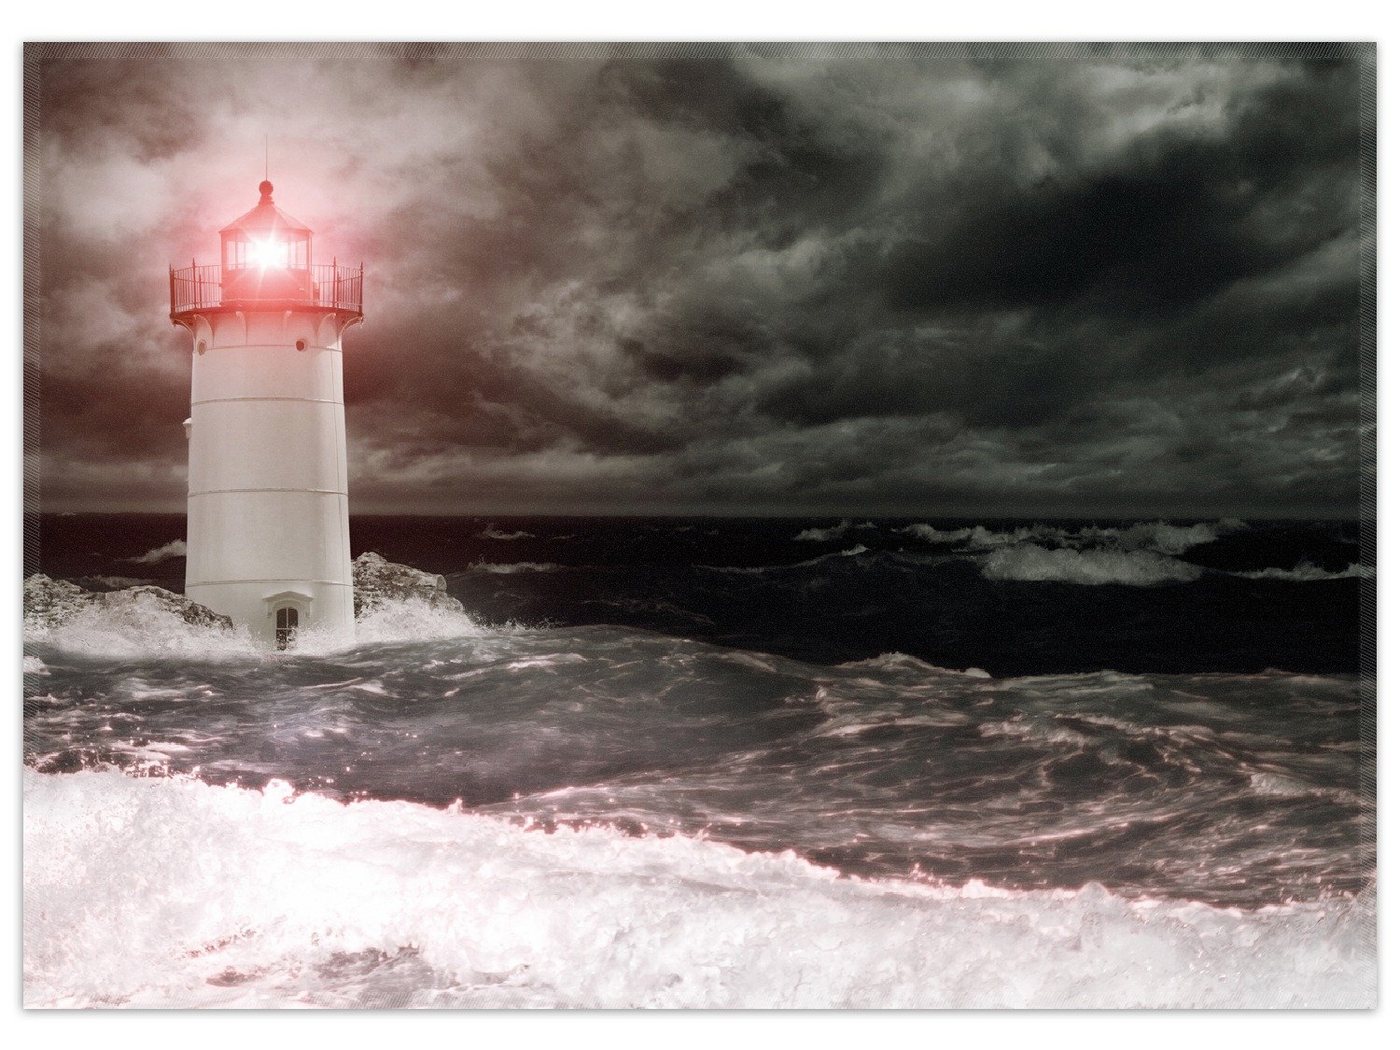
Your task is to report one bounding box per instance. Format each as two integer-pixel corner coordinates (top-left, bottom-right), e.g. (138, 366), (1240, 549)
(23, 513), (1376, 1008)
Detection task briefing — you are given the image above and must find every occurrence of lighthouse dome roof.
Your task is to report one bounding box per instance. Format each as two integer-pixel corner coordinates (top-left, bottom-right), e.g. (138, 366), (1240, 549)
(220, 181), (313, 236)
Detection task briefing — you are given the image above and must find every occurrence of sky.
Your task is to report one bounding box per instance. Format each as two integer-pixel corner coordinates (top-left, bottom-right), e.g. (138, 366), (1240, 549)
(26, 42), (1373, 518)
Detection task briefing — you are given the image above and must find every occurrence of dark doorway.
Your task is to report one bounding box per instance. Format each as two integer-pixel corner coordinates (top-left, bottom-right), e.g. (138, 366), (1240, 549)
(275, 606), (299, 650)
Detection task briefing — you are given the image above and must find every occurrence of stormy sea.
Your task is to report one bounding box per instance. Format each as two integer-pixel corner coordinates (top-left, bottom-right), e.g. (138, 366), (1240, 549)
(23, 513), (1376, 1008)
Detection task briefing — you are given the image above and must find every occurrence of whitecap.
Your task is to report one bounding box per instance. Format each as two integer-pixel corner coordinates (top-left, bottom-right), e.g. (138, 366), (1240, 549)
(25, 589), (503, 659)
(24, 592), (262, 659)
(837, 652), (962, 676)
(793, 520), (873, 542)
(478, 525), (534, 541)
(341, 598), (498, 647)
(899, 519), (1243, 559)
(1233, 562), (1374, 582)
(22, 769), (1375, 1009)
(466, 561), (563, 574)
(981, 544), (1203, 586)
(123, 540), (188, 565)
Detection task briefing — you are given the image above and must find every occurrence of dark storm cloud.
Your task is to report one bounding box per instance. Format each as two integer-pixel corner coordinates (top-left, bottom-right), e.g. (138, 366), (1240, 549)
(883, 61), (1360, 317)
(26, 43), (1372, 516)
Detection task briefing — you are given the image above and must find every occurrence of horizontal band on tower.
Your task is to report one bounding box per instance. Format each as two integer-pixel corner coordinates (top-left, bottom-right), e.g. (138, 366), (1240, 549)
(191, 396), (343, 406)
(187, 579), (353, 588)
(188, 487), (348, 497)
(198, 345), (343, 354)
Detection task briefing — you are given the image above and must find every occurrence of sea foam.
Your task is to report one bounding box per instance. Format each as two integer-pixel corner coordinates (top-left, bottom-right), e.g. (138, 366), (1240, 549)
(1234, 562), (1375, 582)
(23, 589), (260, 659)
(345, 598), (497, 647)
(981, 545), (1204, 586)
(898, 519), (1243, 556)
(25, 590), (499, 659)
(794, 520), (874, 542)
(123, 539), (189, 565)
(23, 768), (1376, 1009)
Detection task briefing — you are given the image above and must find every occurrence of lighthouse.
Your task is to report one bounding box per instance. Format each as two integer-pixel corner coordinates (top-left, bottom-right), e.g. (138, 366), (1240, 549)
(169, 180), (364, 649)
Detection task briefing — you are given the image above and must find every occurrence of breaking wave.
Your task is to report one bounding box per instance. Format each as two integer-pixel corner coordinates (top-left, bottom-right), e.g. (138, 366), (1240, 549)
(899, 519), (1244, 556)
(349, 598), (499, 646)
(1234, 562), (1375, 582)
(123, 540), (188, 565)
(794, 520), (874, 542)
(982, 545), (1204, 586)
(703, 545), (870, 575)
(23, 768), (1375, 1009)
(892, 518), (1372, 587)
(899, 523), (1039, 548)
(464, 561), (563, 575)
(24, 593), (498, 658)
(1098, 520), (1242, 555)
(23, 590), (261, 659)
(478, 525), (535, 541)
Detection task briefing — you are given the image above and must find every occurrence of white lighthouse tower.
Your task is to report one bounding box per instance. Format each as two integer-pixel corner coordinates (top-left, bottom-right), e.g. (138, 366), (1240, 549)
(170, 179), (364, 649)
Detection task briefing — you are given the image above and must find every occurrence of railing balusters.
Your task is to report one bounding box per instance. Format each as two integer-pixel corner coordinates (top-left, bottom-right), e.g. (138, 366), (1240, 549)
(171, 261), (360, 315)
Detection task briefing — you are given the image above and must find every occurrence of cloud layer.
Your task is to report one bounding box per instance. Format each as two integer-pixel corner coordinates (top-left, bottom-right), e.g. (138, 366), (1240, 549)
(27, 43), (1373, 516)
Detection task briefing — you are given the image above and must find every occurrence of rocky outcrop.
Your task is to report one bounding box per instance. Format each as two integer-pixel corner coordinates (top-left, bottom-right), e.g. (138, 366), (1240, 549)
(103, 585), (236, 630)
(26, 556), (461, 632)
(23, 574), (234, 631)
(23, 575), (93, 629)
(353, 552), (463, 617)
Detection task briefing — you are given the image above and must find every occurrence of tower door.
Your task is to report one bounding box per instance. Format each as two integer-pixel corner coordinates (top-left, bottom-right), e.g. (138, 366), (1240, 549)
(275, 605), (299, 650)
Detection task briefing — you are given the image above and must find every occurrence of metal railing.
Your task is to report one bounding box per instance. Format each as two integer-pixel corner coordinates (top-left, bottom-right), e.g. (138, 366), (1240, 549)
(169, 262), (222, 313)
(312, 261), (363, 313)
(169, 260), (364, 316)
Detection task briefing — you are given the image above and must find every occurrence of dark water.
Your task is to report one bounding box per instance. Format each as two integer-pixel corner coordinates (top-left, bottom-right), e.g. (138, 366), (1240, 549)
(30, 512), (1370, 674)
(23, 513), (1376, 1007)
(26, 632), (1372, 907)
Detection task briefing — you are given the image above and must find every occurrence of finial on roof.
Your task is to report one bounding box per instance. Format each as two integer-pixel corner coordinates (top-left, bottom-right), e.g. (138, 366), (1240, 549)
(258, 180), (274, 203)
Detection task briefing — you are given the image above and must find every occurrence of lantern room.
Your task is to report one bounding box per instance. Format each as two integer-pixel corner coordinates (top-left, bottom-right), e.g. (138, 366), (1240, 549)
(169, 180), (363, 323)
(219, 179), (313, 301)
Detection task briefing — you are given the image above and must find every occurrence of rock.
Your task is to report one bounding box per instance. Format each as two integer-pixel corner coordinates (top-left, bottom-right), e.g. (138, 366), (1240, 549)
(23, 573), (234, 631)
(26, 557), (460, 633)
(101, 586), (235, 630)
(23, 574), (98, 628)
(353, 552), (463, 617)
(73, 575), (152, 592)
